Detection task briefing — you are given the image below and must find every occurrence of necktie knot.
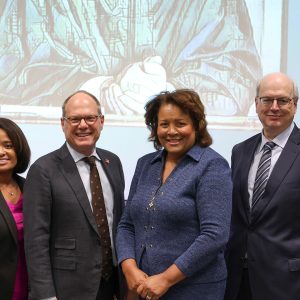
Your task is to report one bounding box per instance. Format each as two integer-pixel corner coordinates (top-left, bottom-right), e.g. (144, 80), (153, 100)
(83, 156), (96, 167)
(264, 141), (276, 152)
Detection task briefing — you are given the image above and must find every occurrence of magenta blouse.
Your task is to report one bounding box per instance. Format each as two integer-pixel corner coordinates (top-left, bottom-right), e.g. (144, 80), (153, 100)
(6, 194), (28, 300)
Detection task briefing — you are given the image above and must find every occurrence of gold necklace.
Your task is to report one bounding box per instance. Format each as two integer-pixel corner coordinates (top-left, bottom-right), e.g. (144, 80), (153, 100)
(0, 183), (18, 197)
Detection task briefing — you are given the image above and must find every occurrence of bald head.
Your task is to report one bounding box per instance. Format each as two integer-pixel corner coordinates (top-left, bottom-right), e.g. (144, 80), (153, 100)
(255, 72), (298, 139)
(256, 72), (299, 103)
(62, 90), (102, 117)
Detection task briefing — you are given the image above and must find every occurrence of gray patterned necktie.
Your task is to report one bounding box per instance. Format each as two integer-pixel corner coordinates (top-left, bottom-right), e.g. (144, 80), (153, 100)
(252, 142), (276, 209)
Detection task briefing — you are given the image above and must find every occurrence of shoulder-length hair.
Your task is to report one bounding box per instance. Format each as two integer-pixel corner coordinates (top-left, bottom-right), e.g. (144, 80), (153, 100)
(145, 89), (212, 150)
(0, 118), (31, 173)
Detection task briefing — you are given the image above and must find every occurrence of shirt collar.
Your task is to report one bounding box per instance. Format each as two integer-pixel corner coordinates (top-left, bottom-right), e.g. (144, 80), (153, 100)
(259, 122), (295, 152)
(150, 144), (205, 164)
(66, 143), (100, 163)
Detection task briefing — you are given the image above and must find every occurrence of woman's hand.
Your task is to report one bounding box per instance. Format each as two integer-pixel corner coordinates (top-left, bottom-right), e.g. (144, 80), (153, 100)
(121, 259), (148, 292)
(137, 264), (186, 299)
(136, 273), (170, 299)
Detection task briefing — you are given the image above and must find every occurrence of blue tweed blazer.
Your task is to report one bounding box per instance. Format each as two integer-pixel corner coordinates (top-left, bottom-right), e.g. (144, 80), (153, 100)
(116, 145), (232, 284)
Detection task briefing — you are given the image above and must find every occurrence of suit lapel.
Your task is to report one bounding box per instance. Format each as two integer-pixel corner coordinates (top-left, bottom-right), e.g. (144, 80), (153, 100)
(97, 151), (116, 193)
(58, 144), (99, 236)
(0, 192), (18, 245)
(96, 149), (119, 236)
(239, 136), (261, 224)
(251, 127), (300, 224)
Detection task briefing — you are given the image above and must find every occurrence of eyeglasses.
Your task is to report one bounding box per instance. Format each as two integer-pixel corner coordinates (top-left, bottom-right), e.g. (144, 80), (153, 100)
(63, 115), (102, 125)
(257, 97), (294, 107)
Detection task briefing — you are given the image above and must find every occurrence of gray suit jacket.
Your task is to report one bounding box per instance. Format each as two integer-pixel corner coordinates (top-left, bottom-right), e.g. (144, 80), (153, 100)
(23, 144), (125, 300)
(225, 125), (300, 300)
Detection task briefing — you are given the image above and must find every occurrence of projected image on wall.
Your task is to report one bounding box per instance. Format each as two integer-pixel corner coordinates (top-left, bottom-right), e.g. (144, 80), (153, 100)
(0, 0), (285, 128)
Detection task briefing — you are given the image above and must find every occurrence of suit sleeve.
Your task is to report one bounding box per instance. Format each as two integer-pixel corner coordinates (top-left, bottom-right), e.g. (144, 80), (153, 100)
(23, 162), (56, 299)
(174, 156), (233, 277)
(116, 155), (126, 211)
(231, 144), (239, 172)
(116, 158), (141, 264)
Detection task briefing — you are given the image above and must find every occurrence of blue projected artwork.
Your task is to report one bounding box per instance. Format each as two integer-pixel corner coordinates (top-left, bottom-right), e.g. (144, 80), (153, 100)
(0, 0), (286, 128)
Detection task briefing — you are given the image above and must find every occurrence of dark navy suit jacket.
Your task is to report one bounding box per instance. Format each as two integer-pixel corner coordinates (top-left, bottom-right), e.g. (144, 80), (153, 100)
(117, 145), (232, 295)
(225, 125), (300, 300)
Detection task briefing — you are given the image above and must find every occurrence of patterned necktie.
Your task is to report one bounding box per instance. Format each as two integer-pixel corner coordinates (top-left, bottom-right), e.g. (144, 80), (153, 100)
(83, 156), (113, 280)
(252, 142), (276, 209)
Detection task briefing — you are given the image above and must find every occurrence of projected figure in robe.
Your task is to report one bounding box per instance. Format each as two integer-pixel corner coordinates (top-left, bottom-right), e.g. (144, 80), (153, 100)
(0, 0), (262, 117)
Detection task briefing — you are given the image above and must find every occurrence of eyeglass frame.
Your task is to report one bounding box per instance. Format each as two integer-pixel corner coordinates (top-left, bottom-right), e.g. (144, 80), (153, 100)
(256, 96), (294, 107)
(63, 114), (103, 126)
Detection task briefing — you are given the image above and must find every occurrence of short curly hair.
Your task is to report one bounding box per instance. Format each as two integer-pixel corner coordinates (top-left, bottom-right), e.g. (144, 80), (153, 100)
(145, 89), (212, 150)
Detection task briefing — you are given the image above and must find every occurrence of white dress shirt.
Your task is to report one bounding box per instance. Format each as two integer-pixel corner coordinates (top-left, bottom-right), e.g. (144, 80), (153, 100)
(248, 123), (295, 207)
(66, 143), (116, 258)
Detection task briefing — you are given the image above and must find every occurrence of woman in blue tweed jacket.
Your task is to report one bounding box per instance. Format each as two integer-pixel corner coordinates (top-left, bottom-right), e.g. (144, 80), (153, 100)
(116, 89), (232, 300)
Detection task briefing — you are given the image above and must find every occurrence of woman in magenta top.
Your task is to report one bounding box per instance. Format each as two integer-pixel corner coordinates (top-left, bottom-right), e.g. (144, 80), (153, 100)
(0, 118), (31, 300)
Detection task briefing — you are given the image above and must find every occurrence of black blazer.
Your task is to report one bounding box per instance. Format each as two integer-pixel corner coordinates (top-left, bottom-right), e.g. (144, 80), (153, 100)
(225, 125), (300, 300)
(23, 144), (125, 300)
(0, 175), (25, 300)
